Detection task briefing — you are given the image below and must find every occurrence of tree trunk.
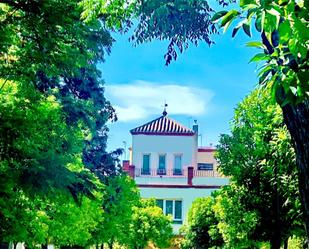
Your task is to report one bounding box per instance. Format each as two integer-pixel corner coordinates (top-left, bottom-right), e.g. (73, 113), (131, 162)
(271, 162), (282, 249)
(284, 239), (288, 249)
(281, 100), (309, 247)
(107, 242), (113, 249)
(270, 236), (281, 249)
(0, 243), (9, 249)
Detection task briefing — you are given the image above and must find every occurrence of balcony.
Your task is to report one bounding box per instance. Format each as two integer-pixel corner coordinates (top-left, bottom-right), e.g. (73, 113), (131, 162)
(136, 168), (186, 177)
(126, 165), (228, 186)
(157, 168), (166, 175)
(193, 169), (221, 177)
(131, 166), (223, 178)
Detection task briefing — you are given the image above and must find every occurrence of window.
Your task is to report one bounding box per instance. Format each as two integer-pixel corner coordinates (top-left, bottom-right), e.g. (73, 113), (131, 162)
(165, 200), (173, 215)
(157, 154), (166, 175)
(198, 163), (214, 171)
(175, 200), (182, 220)
(156, 199), (183, 223)
(173, 155), (182, 175)
(156, 199), (163, 210)
(142, 154), (150, 175)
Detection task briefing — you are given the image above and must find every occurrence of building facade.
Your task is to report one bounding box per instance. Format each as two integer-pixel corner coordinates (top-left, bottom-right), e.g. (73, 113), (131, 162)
(124, 111), (229, 233)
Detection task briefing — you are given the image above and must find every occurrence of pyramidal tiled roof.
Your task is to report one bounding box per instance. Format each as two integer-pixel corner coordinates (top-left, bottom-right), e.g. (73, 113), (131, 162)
(130, 115), (195, 136)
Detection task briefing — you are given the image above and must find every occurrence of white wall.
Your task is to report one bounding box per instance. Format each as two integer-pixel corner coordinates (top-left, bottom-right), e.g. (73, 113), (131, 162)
(135, 176), (188, 185)
(139, 186), (219, 234)
(132, 134), (197, 171)
(135, 176), (229, 185)
(192, 177), (229, 186)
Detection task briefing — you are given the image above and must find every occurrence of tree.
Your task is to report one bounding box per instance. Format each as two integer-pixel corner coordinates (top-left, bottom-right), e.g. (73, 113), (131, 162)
(211, 1), (309, 240)
(181, 195), (224, 249)
(0, 0), (121, 242)
(0, 0), (118, 178)
(212, 185), (260, 249)
(46, 191), (104, 247)
(124, 199), (173, 249)
(215, 88), (304, 248)
(90, 175), (140, 248)
(0, 80), (102, 245)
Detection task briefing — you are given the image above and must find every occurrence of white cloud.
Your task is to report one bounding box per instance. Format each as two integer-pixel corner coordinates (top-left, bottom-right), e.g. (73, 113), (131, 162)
(105, 80), (214, 122)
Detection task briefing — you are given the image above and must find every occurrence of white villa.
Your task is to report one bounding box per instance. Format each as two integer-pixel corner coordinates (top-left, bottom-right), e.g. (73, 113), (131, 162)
(123, 109), (229, 233)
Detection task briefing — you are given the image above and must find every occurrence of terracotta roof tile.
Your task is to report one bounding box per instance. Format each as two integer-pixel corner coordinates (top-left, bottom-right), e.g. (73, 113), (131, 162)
(130, 115), (195, 136)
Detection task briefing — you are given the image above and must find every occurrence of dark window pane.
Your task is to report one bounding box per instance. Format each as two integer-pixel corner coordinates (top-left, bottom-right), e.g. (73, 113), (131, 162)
(142, 154), (150, 174)
(175, 200), (182, 220)
(174, 155), (182, 175)
(156, 199), (163, 210)
(159, 155), (166, 169)
(165, 200), (173, 216)
(197, 163), (214, 171)
(173, 220), (183, 224)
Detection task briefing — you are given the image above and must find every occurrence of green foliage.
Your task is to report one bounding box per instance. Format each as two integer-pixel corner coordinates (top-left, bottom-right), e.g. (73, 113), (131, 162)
(0, 0), (112, 84)
(216, 88), (304, 247)
(80, 0), (136, 29)
(0, 80), (102, 244)
(125, 199), (173, 249)
(0, 80), (85, 192)
(0, 0), (120, 244)
(213, 0), (308, 105)
(80, 0), (217, 65)
(212, 185), (259, 248)
(47, 192), (104, 246)
(0, 0), (118, 177)
(181, 195), (223, 249)
(91, 175), (140, 247)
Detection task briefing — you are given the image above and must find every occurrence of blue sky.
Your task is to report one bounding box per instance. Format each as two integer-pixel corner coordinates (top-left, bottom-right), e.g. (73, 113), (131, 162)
(99, 26), (260, 158)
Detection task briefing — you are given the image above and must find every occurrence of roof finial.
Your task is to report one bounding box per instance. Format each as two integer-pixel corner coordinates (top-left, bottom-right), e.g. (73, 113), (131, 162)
(162, 101), (168, 116)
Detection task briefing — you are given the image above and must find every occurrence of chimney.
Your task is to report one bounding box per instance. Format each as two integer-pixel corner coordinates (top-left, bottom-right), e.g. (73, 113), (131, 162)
(122, 160), (130, 172)
(128, 165), (135, 179)
(192, 119), (198, 134)
(187, 166), (194, 186)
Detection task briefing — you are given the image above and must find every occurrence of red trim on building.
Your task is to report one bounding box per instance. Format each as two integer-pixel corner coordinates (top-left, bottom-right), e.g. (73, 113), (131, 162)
(198, 148), (216, 152)
(137, 184), (223, 189)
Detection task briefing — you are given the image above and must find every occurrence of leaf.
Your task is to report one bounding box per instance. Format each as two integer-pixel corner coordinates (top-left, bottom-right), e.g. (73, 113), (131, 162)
(261, 11), (265, 31)
(255, 14), (262, 32)
(266, 8), (280, 17)
(232, 26), (241, 37)
(271, 30), (279, 47)
(211, 11), (228, 23)
(278, 21), (291, 42)
(220, 10), (239, 28)
(289, 86), (297, 96)
(243, 23), (251, 37)
(240, 0), (255, 7)
(243, 4), (259, 10)
(278, 0), (289, 5)
(223, 20), (234, 33)
(246, 41), (265, 49)
(259, 69), (272, 85)
(249, 53), (269, 63)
